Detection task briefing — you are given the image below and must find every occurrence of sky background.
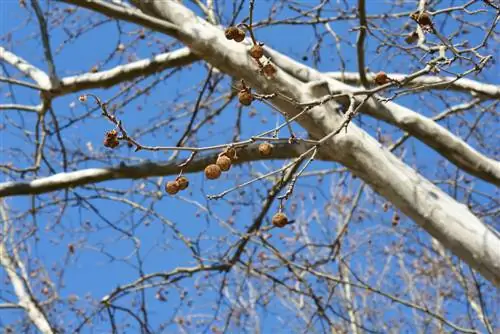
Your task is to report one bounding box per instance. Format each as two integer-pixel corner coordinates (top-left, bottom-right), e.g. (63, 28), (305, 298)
(1, 0), (498, 332)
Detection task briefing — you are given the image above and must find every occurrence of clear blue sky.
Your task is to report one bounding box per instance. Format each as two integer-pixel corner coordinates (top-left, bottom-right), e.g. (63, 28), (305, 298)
(1, 0), (498, 332)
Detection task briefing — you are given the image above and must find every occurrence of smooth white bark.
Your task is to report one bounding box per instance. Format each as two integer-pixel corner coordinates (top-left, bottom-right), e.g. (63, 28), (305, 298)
(119, 0), (500, 286)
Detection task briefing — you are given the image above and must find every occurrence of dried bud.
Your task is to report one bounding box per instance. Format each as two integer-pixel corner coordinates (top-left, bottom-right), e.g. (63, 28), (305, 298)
(90, 65), (99, 73)
(262, 63), (277, 78)
(204, 164), (222, 180)
(272, 212), (288, 228)
(250, 44), (264, 59)
(238, 89), (253, 106)
(78, 95), (87, 102)
(392, 213), (400, 226)
(103, 130), (119, 148)
(382, 202), (389, 212)
(223, 147), (238, 161)
(374, 71), (389, 85)
(175, 176), (189, 190)
(258, 142), (273, 156)
(165, 181), (180, 195)
(405, 31), (419, 44)
(216, 155), (232, 172)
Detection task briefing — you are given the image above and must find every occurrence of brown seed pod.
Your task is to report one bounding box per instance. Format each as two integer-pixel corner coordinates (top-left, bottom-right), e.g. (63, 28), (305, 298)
(262, 63), (277, 78)
(78, 95), (87, 102)
(374, 71), (389, 85)
(216, 155), (232, 172)
(233, 28), (246, 42)
(258, 142), (273, 156)
(204, 164), (222, 180)
(224, 26), (238, 40)
(405, 31), (419, 44)
(272, 212), (288, 228)
(250, 44), (264, 59)
(103, 137), (119, 148)
(175, 176), (189, 190)
(165, 181), (180, 195)
(410, 11), (433, 31)
(90, 66), (99, 73)
(238, 89), (253, 106)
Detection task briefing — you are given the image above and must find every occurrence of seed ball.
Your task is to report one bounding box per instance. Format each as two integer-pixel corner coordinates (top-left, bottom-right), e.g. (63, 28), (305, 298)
(272, 212), (288, 228)
(165, 181), (180, 195)
(90, 66), (99, 73)
(258, 142), (273, 156)
(104, 138), (119, 148)
(262, 63), (277, 78)
(224, 26), (238, 40)
(405, 31), (418, 44)
(216, 155), (232, 172)
(374, 71), (389, 85)
(175, 176), (189, 190)
(233, 28), (246, 42)
(250, 44), (264, 59)
(204, 164), (222, 180)
(238, 90), (253, 106)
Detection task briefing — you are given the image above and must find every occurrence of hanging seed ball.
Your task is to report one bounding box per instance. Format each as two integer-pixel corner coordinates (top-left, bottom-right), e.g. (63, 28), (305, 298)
(258, 142), (273, 156)
(405, 31), (419, 44)
(104, 138), (119, 148)
(272, 212), (288, 228)
(204, 164), (222, 180)
(238, 89), (253, 106)
(216, 155), (232, 172)
(224, 26), (238, 40)
(374, 71), (389, 85)
(262, 63), (277, 78)
(416, 12), (432, 26)
(233, 28), (246, 42)
(90, 66), (99, 73)
(175, 176), (189, 190)
(250, 44), (264, 59)
(165, 181), (180, 195)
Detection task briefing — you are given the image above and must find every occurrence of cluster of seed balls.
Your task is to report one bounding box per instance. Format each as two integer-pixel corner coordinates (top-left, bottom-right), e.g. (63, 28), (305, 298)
(224, 26), (277, 79)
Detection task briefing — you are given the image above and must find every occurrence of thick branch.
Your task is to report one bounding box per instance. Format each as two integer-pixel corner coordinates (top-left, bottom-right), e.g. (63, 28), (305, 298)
(58, 47), (198, 94)
(0, 203), (55, 334)
(326, 71), (500, 100)
(0, 142), (309, 197)
(0, 47), (51, 90)
(267, 48), (500, 186)
(75, 0), (500, 286)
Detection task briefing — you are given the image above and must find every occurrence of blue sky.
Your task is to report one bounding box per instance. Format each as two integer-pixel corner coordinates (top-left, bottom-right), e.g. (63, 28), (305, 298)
(1, 0), (498, 332)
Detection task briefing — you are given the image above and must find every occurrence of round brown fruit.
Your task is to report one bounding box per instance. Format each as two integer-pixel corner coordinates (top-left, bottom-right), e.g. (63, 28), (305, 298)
(262, 63), (277, 78)
(272, 212), (288, 228)
(258, 142), (273, 156)
(204, 164), (222, 180)
(216, 155), (232, 172)
(224, 26), (238, 40)
(175, 176), (189, 190)
(165, 181), (180, 195)
(250, 44), (264, 59)
(374, 71), (389, 85)
(233, 28), (246, 42)
(238, 90), (253, 106)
